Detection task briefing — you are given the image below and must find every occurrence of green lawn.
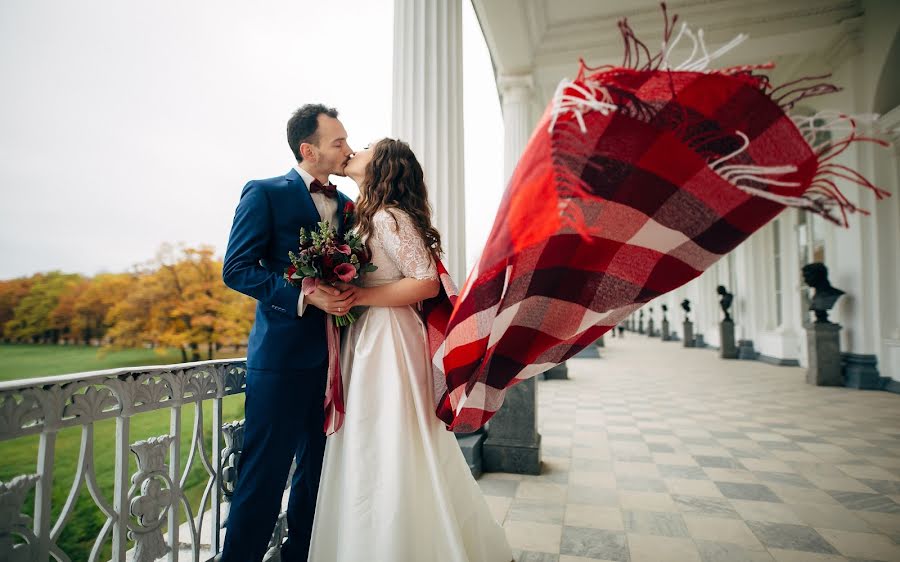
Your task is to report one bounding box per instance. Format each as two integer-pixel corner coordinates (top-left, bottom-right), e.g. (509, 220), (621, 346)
(0, 344), (247, 560)
(0, 343), (191, 381)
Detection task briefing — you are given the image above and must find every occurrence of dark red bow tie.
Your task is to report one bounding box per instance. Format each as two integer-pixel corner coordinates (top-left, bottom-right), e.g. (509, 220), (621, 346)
(309, 179), (337, 198)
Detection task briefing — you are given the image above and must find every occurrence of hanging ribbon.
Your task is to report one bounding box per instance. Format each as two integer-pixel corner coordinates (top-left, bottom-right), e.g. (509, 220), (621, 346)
(323, 314), (345, 435)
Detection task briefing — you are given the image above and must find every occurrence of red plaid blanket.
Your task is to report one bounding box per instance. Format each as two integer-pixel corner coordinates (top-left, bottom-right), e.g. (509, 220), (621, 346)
(422, 7), (890, 433)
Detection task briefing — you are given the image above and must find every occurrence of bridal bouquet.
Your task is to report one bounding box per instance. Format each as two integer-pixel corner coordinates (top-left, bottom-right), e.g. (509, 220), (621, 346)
(284, 218), (376, 327)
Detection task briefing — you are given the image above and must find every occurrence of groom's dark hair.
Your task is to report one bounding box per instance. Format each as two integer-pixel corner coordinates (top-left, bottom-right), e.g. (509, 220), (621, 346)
(287, 104), (339, 162)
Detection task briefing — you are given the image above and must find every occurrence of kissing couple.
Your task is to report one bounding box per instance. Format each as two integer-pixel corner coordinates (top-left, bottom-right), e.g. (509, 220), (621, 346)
(220, 103), (513, 562)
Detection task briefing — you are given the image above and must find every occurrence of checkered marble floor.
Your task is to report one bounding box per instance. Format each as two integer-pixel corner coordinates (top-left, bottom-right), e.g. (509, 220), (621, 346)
(478, 335), (900, 562)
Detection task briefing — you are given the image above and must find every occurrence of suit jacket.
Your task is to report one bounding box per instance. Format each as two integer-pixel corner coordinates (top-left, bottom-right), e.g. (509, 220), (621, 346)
(223, 168), (351, 371)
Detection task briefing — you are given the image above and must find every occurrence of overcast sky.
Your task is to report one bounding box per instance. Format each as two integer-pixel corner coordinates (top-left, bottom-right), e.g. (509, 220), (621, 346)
(0, 0), (503, 280)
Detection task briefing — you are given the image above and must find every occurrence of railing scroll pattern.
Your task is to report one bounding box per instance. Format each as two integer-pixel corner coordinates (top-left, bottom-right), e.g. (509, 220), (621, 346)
(0, 359), (249, 562)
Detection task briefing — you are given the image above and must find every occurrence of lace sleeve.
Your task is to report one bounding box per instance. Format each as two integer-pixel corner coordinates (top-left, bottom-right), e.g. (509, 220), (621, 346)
(374, 209), (438, 280)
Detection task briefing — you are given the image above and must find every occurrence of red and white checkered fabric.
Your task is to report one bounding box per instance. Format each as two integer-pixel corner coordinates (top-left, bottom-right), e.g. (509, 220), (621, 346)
(420, 11), (890, 433)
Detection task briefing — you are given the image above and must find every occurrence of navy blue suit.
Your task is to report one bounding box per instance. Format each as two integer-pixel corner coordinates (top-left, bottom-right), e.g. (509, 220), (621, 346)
(221, 168), (350, 562)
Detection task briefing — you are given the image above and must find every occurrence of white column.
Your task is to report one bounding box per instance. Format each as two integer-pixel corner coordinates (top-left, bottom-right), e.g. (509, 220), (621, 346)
(482, 73), (542, 475)
(498, 74), (535, 182)
(392, 0), (466, 285)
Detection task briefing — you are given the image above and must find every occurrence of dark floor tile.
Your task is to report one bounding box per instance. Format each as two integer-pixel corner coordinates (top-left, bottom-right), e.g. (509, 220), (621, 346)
(858, 479), (900, 495)
(729, 448), (771, 460)
(672, 494), (741, 519)
(659, 465), (709, 480)
(560, 527), (629, 561)
(745, 521), (839, 554)
(694, 456), (746, 469)
(828, 490), (900, 513)
(682, 437), (720, 446)
(511, 550), (559, 562)
(715, 482), (782, 502)
(753, 472), (814, 489)
(846, 446), (899, 457)
(623, 510), (689, 538)
(711, 431), (747, 439)
(792, 436), (827, 443)
(694, 540), (775, 562)
(757, 441), (803, 451)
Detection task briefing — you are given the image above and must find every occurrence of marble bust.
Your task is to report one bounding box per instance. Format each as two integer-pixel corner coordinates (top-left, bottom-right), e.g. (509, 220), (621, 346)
(681, 299), (691, 319)
(802, 263), (845, 323)
(716, 285), (733, 322)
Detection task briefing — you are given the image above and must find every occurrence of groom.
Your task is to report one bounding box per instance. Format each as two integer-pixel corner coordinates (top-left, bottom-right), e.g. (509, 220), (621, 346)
(221, 104), (357, 562)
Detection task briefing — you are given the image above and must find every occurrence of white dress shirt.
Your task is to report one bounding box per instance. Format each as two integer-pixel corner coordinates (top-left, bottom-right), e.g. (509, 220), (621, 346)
(295, 165), (339, 316)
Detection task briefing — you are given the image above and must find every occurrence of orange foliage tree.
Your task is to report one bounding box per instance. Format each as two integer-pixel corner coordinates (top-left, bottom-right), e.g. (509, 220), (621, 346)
(1, 245), (255, 358)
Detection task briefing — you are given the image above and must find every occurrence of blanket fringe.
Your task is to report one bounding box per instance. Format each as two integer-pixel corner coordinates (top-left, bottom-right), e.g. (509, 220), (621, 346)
(548, 3), (892, 229)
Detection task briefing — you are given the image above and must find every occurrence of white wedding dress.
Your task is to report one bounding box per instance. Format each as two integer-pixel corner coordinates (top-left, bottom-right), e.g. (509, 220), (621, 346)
(308, 208), (512, 562)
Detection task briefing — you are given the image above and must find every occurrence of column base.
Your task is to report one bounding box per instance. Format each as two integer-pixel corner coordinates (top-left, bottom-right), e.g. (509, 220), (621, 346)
(737, 339), (758, 360)
(456, 430), (487, 478)
(543, 363), (570, 379)
(482, 434), (542, 475)
(841, 352), (881, 390)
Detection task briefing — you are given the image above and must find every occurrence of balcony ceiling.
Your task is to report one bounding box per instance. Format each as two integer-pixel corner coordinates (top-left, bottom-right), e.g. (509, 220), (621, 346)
(472, 0), (863, 104)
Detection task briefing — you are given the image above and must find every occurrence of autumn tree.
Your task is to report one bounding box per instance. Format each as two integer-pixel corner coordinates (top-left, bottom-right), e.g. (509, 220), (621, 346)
(62, 273), (131, 345)
(103, 244), (254, 362)
(0, 277), (34, 341)
(4, 272), (83, 343)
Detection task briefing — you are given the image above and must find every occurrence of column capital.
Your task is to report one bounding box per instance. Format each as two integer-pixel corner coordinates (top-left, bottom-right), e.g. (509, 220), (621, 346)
(498, 73), (534, 104)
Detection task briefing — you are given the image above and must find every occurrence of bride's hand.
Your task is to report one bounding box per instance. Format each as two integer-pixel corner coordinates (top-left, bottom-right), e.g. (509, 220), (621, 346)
(333, 282), (368, 307)
(307, 284), (358, 316)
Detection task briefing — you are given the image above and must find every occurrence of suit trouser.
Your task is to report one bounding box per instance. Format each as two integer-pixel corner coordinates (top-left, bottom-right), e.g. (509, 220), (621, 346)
(220, 362), (327, 562)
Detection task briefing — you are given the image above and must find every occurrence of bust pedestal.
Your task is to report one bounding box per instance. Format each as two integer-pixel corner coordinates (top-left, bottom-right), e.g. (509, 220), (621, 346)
(682, 321), (694, 348)
(806, 322), (843, 386)
(719, 319), (738, 359)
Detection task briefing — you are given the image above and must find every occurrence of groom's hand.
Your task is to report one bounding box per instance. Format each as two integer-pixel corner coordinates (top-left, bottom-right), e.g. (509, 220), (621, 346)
(306, 284), (357, 316)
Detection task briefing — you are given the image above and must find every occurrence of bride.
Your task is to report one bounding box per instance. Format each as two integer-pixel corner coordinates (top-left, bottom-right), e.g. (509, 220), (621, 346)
(307, 138), (512, 562)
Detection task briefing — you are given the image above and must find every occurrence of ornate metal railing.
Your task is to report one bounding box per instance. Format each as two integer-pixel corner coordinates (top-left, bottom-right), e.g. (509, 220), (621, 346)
(0, 359), (252, 562)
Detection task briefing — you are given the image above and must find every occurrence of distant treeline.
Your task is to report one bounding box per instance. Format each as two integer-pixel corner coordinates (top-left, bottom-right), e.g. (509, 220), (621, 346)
(0, 245), (255, 362)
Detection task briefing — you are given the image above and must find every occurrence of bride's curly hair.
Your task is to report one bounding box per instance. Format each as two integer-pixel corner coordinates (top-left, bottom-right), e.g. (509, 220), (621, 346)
(354, 138), (443, 261)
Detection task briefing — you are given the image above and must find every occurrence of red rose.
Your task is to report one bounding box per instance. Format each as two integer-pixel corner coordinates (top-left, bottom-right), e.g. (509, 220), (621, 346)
(343, 201), (355, 213)
(286, 265), (297, 278)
